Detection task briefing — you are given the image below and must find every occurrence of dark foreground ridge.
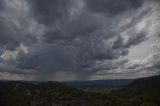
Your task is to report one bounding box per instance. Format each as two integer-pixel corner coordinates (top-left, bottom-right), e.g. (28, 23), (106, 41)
(0, 81), (114, 106)
(113, 75), (160, 96)
(0, 75), (160, 106)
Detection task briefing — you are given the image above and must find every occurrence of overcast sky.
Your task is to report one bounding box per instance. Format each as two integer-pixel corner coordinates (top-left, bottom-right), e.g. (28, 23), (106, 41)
(0, 0), (160, 81)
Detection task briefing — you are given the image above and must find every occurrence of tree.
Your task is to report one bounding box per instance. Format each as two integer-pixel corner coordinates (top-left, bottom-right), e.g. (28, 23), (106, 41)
(140, 102), (158, 106)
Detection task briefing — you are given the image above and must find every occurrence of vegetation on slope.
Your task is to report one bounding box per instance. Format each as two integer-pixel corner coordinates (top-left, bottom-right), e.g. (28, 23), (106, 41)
(0, 75), (160, 106)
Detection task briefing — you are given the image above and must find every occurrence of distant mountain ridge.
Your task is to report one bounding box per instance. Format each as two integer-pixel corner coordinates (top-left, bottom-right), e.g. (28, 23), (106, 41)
(62, 79), (133, 87)
(0, 79), (134, 87)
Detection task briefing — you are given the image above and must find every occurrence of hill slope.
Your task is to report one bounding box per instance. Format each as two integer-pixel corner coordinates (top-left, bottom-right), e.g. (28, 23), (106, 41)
(113, 75), (160, 96)
(0, 81), (112, 106)
(0, 75), (160, 106)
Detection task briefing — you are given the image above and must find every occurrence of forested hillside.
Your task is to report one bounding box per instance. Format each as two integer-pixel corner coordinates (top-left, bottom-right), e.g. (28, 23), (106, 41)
(0, 75), (160, 106)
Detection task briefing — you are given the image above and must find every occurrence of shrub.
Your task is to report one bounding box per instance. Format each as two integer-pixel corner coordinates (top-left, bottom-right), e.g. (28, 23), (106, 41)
(140, 102), (158, 106)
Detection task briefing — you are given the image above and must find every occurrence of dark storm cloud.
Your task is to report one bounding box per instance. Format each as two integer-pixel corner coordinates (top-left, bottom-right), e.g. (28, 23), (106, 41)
(126, 63), (141, 69)
(119, 7), (151, 34)
(112, 35), (124, 49)
(16, 44), (82, 80)
(0, 0), (5, 10)
(124, 31), (147, 48)
(150, 54), (160, 69)
(0, 48), (3, 63)
(0, 19), (19, 50)
(17, 45), (77, 71)
(0, 64), (34, 75)
(0, 48), (3, 55)
(88, 59), (129, 73)
(86, 0), (143, 16)
(0, 59), (3, 63)
(43, 30), (74, 43)
(29, 0), (72, 26)
(0, 0), (38, 51)
(154, 62), (160, 68)
(0, 19), (37, 50)
(42, 10), (107, 45)
(0, 0), (159, 80)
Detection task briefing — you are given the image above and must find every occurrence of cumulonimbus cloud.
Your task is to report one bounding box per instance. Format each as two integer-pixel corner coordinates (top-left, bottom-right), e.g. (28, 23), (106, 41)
(0, 0), (160, 81)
